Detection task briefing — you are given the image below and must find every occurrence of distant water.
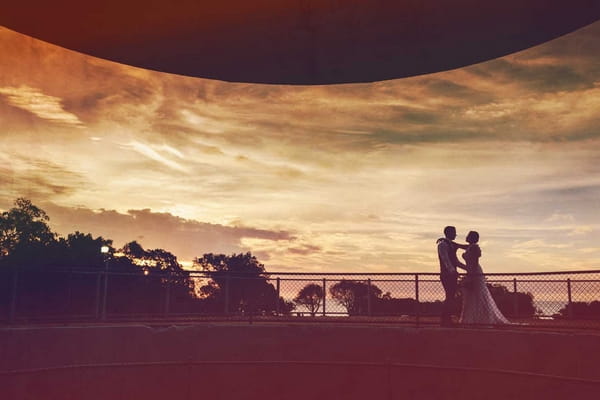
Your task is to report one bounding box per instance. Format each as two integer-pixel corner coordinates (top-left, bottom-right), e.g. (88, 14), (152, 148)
(535, 300), (567, 316)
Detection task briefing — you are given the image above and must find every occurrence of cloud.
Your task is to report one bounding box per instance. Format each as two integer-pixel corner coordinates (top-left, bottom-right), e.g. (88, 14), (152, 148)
(0, 153), (87, 202)
(423, 78), (493, 103)
(41, 203), (295, 263)
(512, 239), (571, 250)
(0, 85), (83, 126)
(125, 141), (188, 172)
(567, 226), (594, 236)
(538, 182), (600, 199)
(546, 213), (575, 223)
(287, 244), (322, 255)
(458, 85), (600, 141)
(469, 59), (591, 92)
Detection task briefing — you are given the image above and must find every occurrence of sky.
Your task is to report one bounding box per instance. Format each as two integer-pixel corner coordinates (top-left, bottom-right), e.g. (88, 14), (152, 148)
(1, 21), (600, 273)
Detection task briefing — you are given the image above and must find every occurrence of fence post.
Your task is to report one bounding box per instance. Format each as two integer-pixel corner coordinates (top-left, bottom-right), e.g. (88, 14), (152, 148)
(512, 278), (519, 319)
(67, 268), (73, 317)
(322, 278), (327, 317)
(95, 271), (102, 320)
(8, 268), (18, 324)
(415, 274), (420, 328)
(367, 278), (372, 316)
(567, 278), (573, 319)
(101, 269), (109, 321)
(224, 273), (230, 315)
(276, 277), (281, 316)
(164, 275), (171, 317)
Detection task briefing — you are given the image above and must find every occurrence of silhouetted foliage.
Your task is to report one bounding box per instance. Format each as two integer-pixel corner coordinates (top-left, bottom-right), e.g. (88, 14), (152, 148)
(121, 241), (183, 271)
(373, 294), (417, 316)
(329, 280), (382, 316)
(59, 232), (113, 269)
(486, 283), (536, 318)
(294, 283), (324, 316)
(0, 199), (199, 319)
(371, 292), (447, 317)
(108, 242), (195, 315)
(556, 301), (600, 319)
(194, 252), (294, 315)
(328, 281), (451, 316)
(0, 198), (55, 259)
(418, 300), (446, 316)
(0, 200), (115, 317)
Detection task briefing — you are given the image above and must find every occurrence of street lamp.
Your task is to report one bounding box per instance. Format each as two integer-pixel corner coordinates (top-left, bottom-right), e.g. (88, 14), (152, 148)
(100, 245), (110, 320)
(100, 245), (110, 271)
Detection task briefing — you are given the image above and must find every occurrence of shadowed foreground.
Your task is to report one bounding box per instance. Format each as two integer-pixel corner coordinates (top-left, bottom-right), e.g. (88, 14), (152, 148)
(1, 323), (599, 399)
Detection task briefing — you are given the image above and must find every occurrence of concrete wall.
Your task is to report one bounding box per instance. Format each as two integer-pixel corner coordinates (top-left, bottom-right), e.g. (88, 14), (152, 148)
(1, 323), (599, 399)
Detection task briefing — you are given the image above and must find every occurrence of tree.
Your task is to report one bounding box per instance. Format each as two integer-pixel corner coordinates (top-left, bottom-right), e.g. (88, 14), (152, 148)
(373, 293), (417, 316)
(486, 283), (537, 318)
(294, 283), (324, 316)
(329, 280), (382, 316)
(0, 198), (205, 318)
(57, 231), (112, 269)
(118, 241), (195, 311)
(194, 252), (294, 315)
(0, 198), (55, 258)
(556, 301), (600, 319)
(122, 241), (183, 271)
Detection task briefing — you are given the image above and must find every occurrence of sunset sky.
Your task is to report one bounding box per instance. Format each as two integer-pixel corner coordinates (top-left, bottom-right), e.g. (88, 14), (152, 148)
(1, 21), (600, 273)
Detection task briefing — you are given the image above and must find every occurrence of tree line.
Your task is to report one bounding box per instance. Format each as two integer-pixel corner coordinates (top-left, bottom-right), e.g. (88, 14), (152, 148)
(555, 301), (600, 319)
(295, 279), (537, 318)
(1, 198), (537, 320)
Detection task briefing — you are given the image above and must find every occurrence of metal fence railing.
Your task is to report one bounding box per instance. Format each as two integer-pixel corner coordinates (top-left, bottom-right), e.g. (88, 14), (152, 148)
(1, 268), (600, 330)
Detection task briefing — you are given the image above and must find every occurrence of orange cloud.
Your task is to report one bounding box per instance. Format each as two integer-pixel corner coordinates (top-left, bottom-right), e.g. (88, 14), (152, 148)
(0, 85), (83, 126)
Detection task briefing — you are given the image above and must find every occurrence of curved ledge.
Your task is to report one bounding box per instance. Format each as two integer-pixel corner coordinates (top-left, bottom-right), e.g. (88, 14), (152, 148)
(4, 359), (600, 386)
(1, 1), (600, 84)
(1, 324), (600, 399)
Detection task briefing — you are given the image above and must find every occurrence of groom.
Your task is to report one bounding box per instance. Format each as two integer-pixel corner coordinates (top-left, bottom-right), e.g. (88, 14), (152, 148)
(437, 226), (468, 326)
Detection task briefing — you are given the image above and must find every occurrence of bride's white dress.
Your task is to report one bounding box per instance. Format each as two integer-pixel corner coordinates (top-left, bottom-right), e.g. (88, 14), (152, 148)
(459, 244), (510, 325)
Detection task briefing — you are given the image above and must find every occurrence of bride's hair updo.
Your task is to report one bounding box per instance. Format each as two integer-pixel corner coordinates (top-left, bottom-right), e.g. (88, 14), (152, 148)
(467, 231), (479, 243)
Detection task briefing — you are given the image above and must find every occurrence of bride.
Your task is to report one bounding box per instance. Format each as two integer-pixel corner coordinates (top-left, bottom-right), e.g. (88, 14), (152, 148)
(459, 231), (510, 325)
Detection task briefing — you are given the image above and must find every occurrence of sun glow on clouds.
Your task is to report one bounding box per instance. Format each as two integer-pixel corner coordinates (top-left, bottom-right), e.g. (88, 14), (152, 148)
(1, 22), (600, 272)
(126, 141), (187, 172)
(0, 85), (83, 126)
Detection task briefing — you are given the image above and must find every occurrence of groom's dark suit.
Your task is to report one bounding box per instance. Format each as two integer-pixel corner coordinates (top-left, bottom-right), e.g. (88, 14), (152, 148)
(437, 237), (463, 325)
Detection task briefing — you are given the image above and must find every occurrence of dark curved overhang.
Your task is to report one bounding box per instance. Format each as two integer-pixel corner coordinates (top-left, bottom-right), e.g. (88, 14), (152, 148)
(2, 1), (600, 84)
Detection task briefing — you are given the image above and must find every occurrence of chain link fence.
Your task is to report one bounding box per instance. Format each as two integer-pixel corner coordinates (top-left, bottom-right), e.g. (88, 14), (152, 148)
(1, 268), (600, 329)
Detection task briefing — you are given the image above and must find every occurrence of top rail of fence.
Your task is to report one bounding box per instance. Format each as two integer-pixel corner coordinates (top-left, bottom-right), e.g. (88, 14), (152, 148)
(248, 270), (600, 277)
(3, 267), (600, 277)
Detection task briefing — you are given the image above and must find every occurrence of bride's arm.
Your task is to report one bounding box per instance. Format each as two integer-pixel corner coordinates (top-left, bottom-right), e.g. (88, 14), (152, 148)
(451, 241), (469, 270)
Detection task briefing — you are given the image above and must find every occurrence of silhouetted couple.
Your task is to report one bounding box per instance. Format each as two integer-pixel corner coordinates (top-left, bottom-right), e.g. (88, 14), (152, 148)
(437, 226), (509, 326)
